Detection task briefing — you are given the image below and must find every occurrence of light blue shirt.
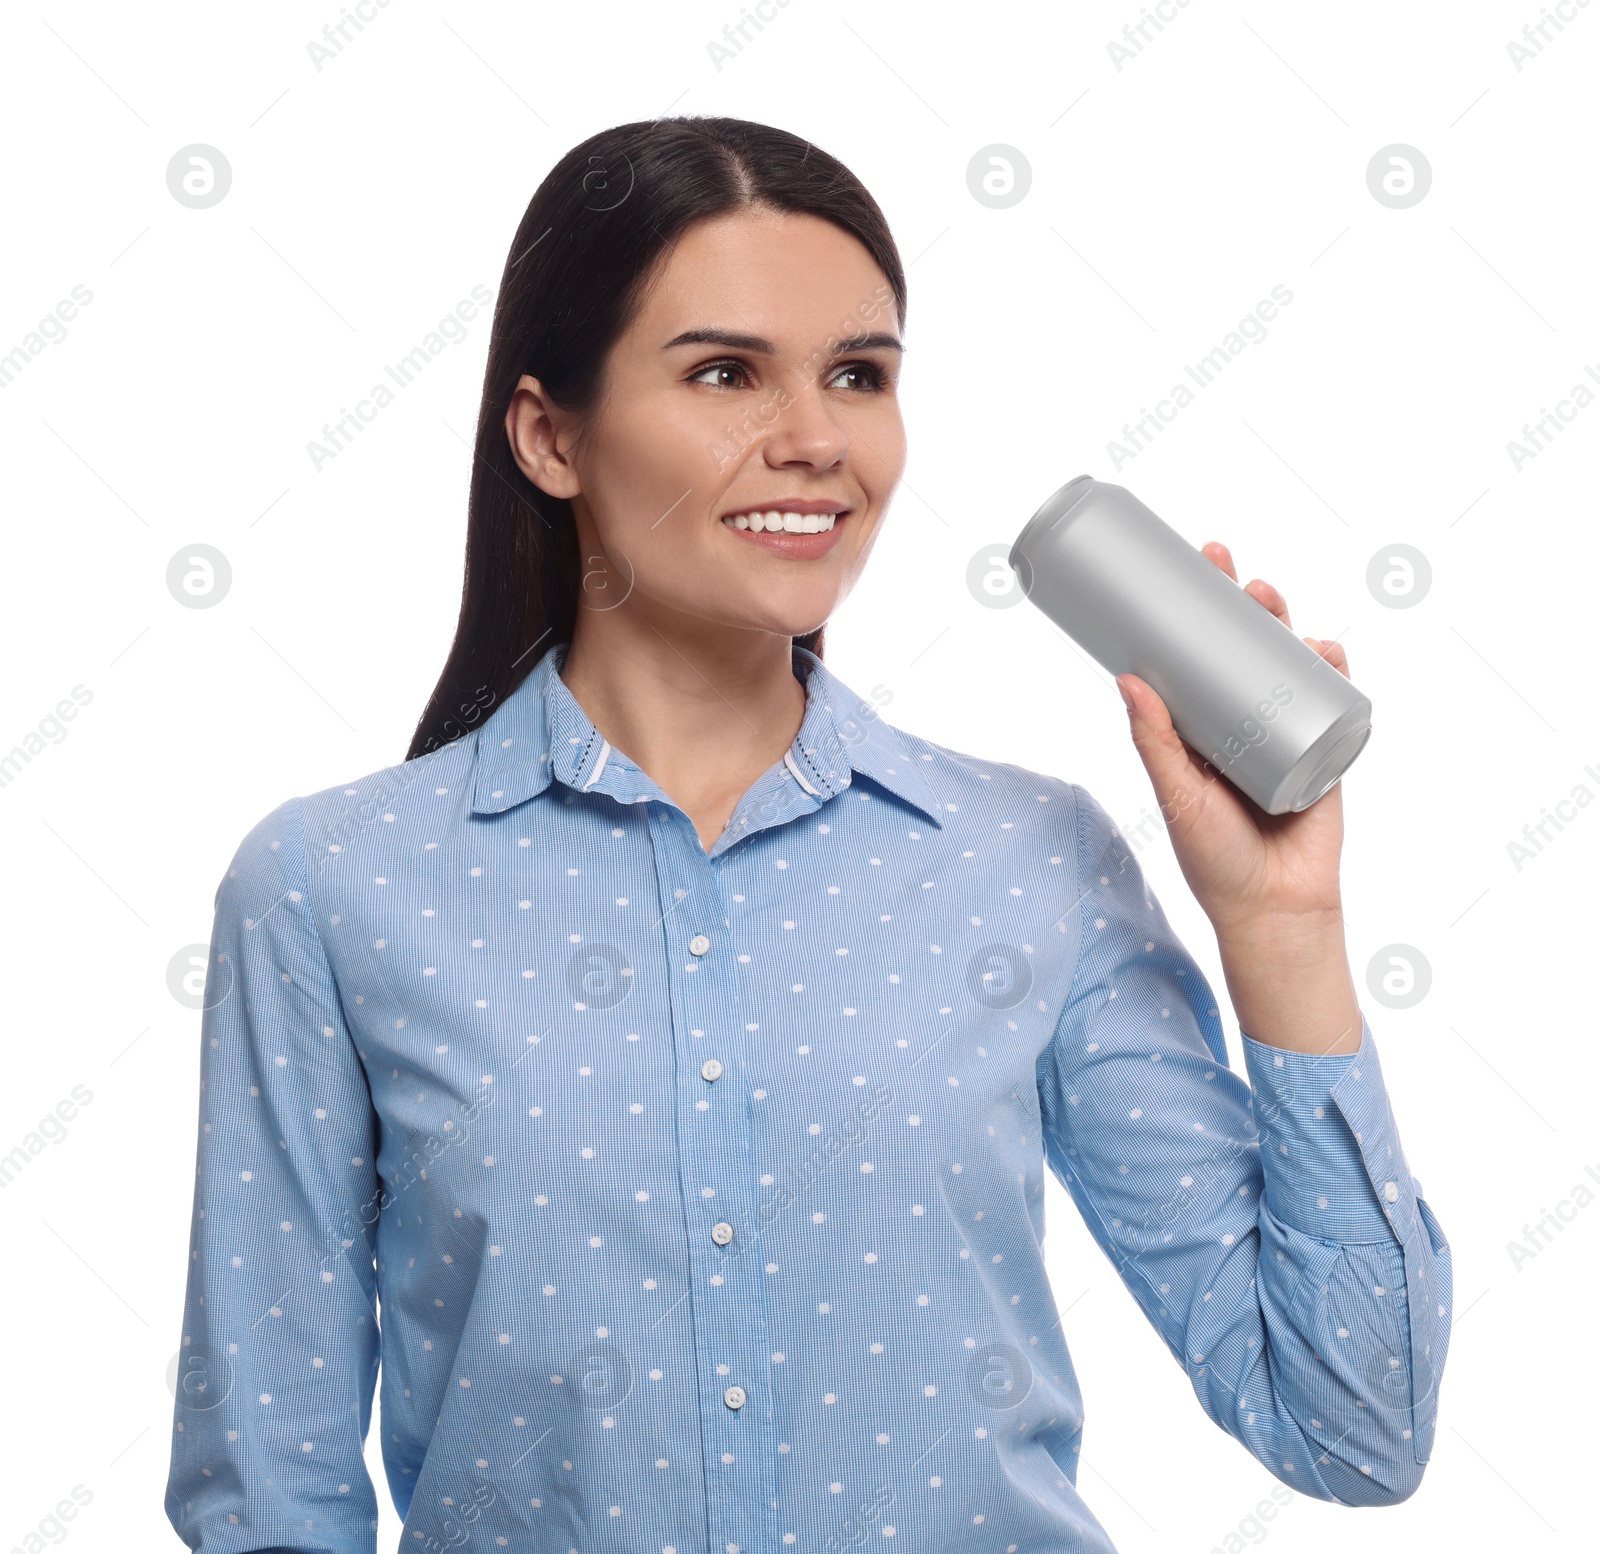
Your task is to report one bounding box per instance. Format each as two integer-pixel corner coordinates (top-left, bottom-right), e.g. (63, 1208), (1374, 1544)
(166, 641), (1452, 1554)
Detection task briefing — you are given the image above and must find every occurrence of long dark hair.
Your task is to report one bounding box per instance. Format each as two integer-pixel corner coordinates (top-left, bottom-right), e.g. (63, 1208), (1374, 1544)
(404, 115), (907, 761)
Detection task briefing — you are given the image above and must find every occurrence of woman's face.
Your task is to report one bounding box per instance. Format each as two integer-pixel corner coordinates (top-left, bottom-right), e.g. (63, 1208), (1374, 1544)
(508, 207), (906, 640)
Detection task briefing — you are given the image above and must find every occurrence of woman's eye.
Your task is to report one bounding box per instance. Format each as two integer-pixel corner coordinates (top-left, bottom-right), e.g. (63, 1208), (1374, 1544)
(688, 361), (751, 389)
(828, 362), (888, 392)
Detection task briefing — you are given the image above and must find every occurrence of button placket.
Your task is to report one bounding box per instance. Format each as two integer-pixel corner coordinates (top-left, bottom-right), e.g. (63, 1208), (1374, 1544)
(646, 805), (770, 1554)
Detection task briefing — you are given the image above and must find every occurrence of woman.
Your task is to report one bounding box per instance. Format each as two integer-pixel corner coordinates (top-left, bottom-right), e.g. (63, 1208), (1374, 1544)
(165, 117), (1451, 1554)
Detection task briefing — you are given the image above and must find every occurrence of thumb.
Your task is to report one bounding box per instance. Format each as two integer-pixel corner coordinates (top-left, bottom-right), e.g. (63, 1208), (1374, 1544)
(1117, 673), (1195, 803)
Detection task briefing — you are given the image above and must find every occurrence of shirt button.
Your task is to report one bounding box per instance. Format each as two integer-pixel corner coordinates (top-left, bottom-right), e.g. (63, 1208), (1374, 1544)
(688, 933), (712, 956)
(1384, 1180), (1399, 1202)
(700, 1059), (724, 1082)
(724, 1384), (746, 1410)
(712, 1221), (734, 1246)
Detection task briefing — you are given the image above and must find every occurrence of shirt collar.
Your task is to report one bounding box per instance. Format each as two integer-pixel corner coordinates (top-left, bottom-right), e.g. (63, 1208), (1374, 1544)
(468, 641), (945, 831)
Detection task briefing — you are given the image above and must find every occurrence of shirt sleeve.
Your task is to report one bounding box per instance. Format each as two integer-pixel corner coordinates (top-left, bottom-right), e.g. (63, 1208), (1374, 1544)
(1034, 783), (1453, 1507)
(165, 796), (384, 1553)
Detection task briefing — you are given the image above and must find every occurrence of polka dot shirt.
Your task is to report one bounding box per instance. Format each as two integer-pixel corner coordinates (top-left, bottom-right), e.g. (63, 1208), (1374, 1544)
(165, 642), (1451, 1553)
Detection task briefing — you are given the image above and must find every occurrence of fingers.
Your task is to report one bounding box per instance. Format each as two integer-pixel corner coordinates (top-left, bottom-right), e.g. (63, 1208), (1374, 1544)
(1246, 577), (1292, 630)
(1306, 635), (1352, 679)
(1201, 540), (1237, 582)
(1118, 672), (1193, 796)
(1204, 541), (1293, 629)
(1206, 543), (1353, 674)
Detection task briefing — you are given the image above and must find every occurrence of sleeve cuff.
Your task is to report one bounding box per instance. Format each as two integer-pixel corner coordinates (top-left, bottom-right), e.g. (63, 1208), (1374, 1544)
(1241, 1011), (1418, 1246)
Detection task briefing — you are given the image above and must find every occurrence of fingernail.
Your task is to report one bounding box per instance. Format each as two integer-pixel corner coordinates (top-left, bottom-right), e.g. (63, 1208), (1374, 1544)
(1116, 677), (1135, 709)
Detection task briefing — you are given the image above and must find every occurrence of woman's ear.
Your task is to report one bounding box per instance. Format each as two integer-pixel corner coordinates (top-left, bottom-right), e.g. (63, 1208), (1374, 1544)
(505, 374), (583, 499)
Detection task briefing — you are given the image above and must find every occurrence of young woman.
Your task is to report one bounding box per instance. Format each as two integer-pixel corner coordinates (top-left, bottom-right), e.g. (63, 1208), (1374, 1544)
(165, 117), (1451, 1554)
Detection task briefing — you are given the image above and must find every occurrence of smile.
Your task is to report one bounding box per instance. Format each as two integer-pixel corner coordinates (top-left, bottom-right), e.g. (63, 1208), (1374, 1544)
(722, 510), (839, 533)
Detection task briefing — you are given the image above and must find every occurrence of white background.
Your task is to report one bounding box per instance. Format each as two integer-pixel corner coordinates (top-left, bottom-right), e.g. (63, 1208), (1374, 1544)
(1, 1), (1594, 1550)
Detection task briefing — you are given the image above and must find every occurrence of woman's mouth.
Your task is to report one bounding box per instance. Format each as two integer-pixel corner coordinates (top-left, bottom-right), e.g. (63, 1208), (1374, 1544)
(720, 503), (850, 556)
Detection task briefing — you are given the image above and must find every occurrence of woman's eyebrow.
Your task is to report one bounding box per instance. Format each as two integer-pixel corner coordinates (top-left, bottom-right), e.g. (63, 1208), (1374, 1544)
(662, 327), (904, 353)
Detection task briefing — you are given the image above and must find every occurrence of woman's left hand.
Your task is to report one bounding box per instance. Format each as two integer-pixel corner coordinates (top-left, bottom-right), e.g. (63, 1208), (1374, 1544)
(1114, 541), (1351, 948)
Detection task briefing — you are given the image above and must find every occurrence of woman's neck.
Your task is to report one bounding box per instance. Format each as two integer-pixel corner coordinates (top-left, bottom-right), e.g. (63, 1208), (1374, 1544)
(559, 603), (809, 851)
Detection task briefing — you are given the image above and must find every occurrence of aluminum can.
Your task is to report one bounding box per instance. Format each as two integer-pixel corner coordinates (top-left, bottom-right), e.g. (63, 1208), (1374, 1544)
(1009, 474), (1372, 814)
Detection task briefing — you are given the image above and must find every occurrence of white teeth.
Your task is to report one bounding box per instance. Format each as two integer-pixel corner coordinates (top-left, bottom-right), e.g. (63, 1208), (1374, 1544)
(722, 511), (840, 533)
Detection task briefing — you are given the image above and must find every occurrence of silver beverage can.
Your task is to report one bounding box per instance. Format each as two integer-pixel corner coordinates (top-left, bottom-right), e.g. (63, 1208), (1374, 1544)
(1008, 475), (1372, 815)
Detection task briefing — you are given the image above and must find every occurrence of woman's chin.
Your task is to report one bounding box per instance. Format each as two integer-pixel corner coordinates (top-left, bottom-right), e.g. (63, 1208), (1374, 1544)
(673, 584), (837, 643)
